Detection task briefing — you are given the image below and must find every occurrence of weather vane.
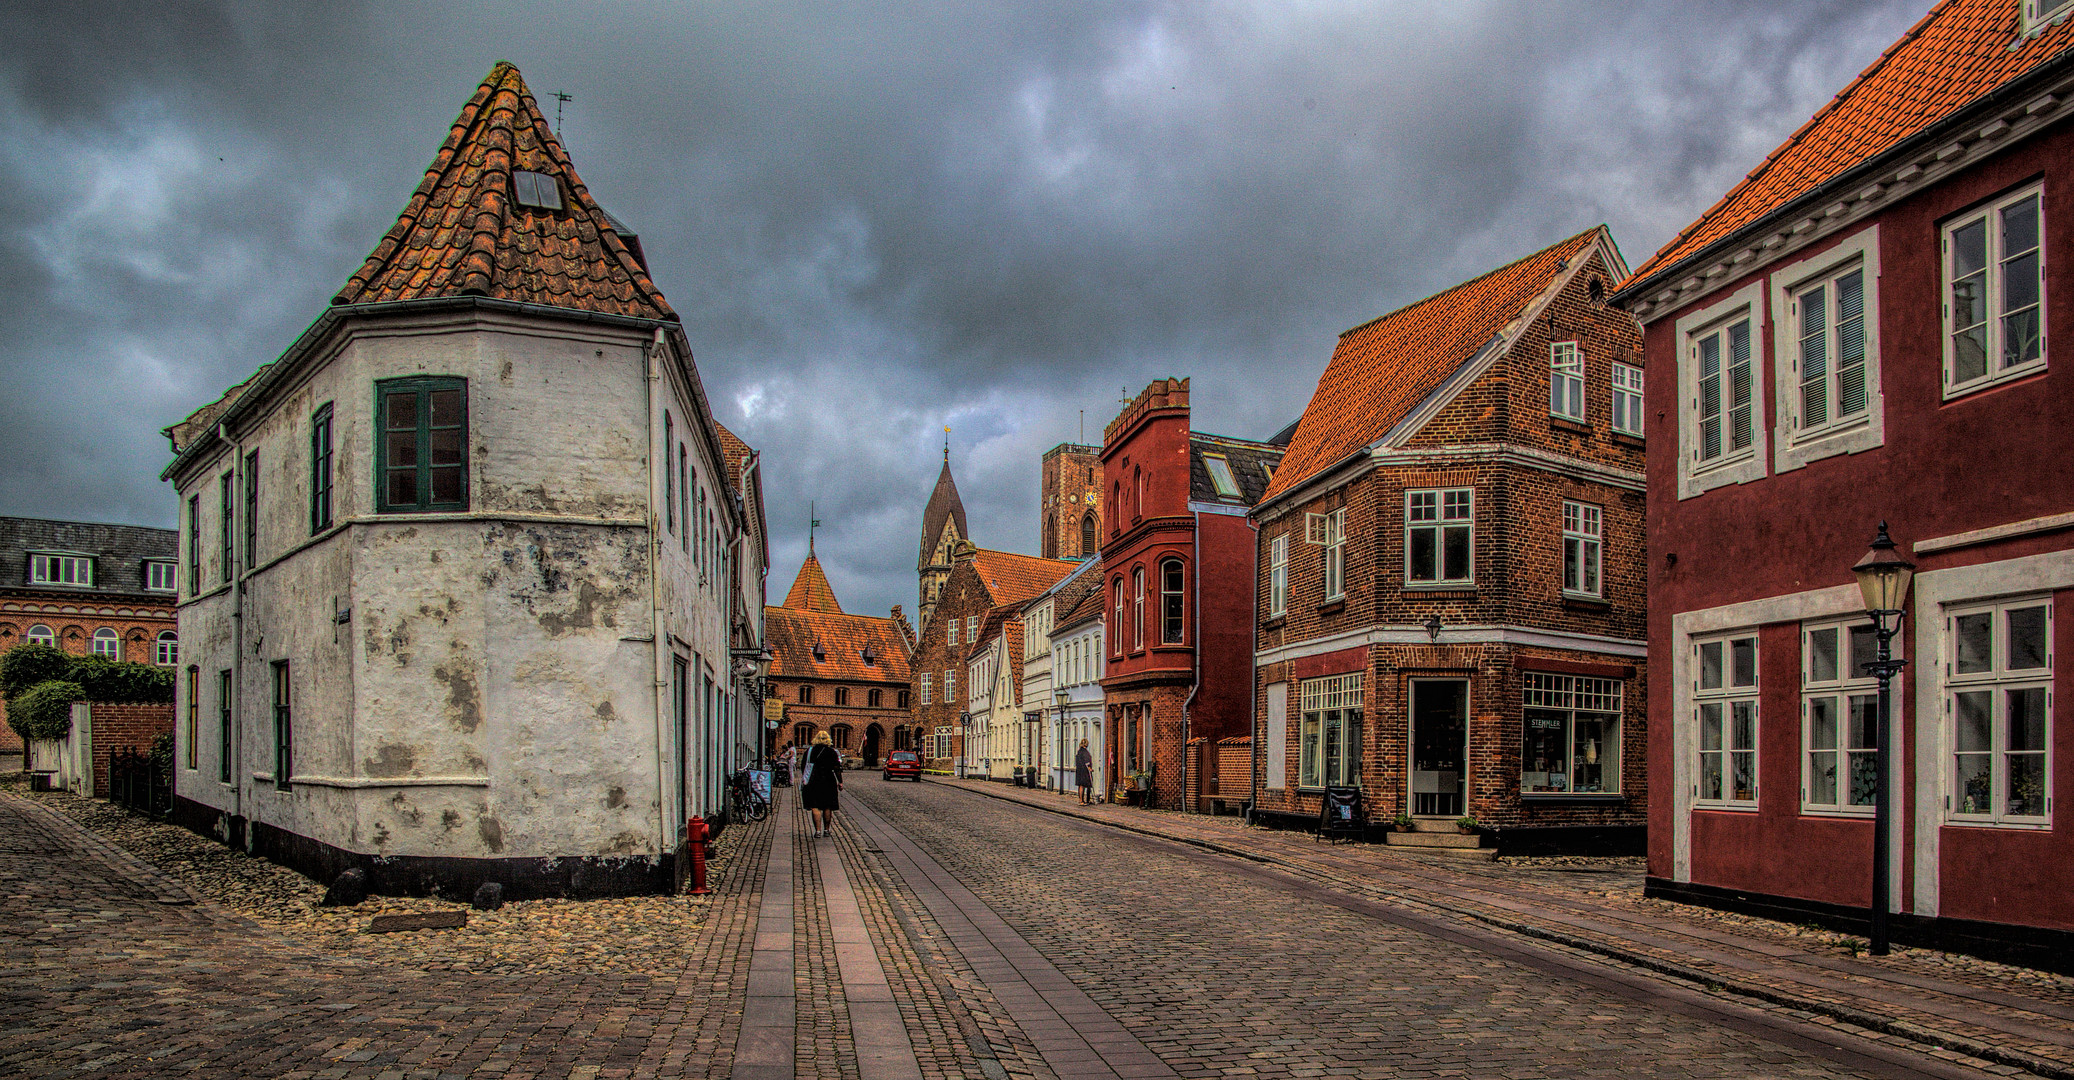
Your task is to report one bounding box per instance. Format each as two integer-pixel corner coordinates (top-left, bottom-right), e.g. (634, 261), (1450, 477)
(808, 502), (821, 554)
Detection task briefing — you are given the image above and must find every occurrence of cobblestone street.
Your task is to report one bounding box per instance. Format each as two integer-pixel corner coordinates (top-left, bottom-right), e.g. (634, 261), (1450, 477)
(3, 778), (2069, 1078)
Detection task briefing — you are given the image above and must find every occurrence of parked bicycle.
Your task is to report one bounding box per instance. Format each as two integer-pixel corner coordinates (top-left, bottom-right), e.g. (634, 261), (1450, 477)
(729, 768), (771, 822)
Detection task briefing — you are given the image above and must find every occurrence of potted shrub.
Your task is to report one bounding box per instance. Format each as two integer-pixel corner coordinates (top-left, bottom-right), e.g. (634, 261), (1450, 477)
(1454, 815), (1481, 835)
(1390, 812), (1415, 833)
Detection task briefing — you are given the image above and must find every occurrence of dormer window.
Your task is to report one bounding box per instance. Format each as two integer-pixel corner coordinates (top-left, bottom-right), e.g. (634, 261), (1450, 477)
(28, 552), (93, 588)
(2024, 0), (2073, 36)
(862, 645), (877, 665)
(512, 170), (563, 211)
(811, 642), (827, 662)
(1202, 455), (1241, 499)
(144, 560), (178, 592)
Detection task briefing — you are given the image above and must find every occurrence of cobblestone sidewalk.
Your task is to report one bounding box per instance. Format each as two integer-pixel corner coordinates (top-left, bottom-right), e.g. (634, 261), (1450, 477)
(930, 777), (2074, 1080)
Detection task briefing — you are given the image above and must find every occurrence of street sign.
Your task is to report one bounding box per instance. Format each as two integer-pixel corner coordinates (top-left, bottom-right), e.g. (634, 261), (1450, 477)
(763, 698), (785, 722)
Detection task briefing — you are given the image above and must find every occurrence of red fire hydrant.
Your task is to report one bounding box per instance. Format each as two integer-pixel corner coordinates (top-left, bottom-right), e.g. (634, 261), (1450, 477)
(684, 815), (711, 896)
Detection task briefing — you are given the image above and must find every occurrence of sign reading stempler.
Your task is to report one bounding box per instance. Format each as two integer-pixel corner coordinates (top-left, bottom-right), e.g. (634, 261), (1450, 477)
(763, 698), (785, 722)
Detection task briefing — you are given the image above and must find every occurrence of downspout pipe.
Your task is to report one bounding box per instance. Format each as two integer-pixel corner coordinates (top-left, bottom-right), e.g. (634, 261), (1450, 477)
(645, 329), (672, 856)
(1180, 512), (1200, 812)
(1247, 509), (1260, 826)
(219, 420), (246, 828)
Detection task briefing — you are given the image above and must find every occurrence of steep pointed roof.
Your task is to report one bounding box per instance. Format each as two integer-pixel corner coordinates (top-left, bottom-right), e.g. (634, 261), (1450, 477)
(1264, 228), (1604, 502)
(1625, 0), (2074, 294)
(918, 459), (970, 570)
(333, 61), (675, 320)
(763, 605), (912, 684)
(783, 553), (843, 614)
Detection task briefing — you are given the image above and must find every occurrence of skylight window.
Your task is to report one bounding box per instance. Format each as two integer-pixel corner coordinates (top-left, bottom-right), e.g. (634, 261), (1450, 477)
(1203, 455), (1241, 498)
(512, 170), (563, 211)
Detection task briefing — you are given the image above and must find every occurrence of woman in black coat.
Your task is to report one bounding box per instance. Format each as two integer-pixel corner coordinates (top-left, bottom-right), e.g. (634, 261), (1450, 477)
(1075, 738), (1095, 805)
(801, 731), (844, 837)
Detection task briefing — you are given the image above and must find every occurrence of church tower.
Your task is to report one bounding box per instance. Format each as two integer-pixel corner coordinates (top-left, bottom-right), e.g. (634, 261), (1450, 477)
(1039, 442), (1101, 560)
(917, 447), (969, 629)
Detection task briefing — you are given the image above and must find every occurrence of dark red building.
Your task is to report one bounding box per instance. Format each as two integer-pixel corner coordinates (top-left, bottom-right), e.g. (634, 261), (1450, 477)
(1613, 0), (2074, 967)
(1100, 379), (1282, 810)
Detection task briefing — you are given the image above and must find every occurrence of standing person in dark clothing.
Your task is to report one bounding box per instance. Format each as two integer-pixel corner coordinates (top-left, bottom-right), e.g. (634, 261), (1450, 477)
(1075, 738), (1095, 805)
(801, 731), (844, 837)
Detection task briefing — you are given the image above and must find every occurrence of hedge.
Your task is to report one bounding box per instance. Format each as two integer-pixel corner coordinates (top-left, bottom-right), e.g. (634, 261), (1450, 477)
(2, 644), (175, 742)
(9, 681), (84, 742)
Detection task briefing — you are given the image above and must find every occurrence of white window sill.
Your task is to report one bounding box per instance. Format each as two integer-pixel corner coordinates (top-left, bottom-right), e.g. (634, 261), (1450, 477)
(1680, 450), (1765, 500)
(1776, 414), (1882, 473)
(1798, 806), (1874, 818)
(1943, 360), (2048, 402)
(1943, 817), (2052, 831)
(1561, 590), (1606, 603)
(1691, 801), (1760, 812)
(1404, 581), (1475, 591)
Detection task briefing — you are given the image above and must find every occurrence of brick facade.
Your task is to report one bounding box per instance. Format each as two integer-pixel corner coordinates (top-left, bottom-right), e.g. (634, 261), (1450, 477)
(0, 596), (177, 756)
(1251, 234), (1648, 852)
(1039, 443), (1102, 561)
(907, 545), (1071, 773)
(88, 701), (175, 798)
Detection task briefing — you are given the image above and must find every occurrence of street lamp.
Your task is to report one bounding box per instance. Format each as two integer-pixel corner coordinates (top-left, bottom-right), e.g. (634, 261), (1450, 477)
(1053, 688), (1072, 791)
(1851, 521), (1914, 957)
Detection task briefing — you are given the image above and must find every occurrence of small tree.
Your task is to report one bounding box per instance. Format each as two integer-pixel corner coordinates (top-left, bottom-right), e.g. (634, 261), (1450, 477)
(10, 681), (85, 742)
(2, 645), (174, 742)
(0, 644), (72, 700)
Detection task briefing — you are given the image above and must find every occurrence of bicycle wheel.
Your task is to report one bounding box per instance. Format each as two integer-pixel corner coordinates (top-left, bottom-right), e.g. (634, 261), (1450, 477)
(747, 794), (769, 822)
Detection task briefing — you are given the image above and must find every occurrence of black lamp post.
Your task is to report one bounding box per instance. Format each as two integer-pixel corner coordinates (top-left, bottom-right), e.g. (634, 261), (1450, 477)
(1850, 521), (1915, 956)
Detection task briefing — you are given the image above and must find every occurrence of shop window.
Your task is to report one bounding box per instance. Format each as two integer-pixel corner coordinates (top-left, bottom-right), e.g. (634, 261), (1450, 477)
(1521, 672), (1621, 794)
(1298, 673), (1363, 789)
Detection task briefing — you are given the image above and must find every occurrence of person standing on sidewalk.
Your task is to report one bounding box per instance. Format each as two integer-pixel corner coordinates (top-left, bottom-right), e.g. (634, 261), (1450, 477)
(1075, 739), (1094, 805)
(801, 731), (844, 837)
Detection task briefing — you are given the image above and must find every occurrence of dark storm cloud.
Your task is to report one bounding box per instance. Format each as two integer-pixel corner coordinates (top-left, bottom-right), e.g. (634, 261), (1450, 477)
(0, 0), (1928, 619)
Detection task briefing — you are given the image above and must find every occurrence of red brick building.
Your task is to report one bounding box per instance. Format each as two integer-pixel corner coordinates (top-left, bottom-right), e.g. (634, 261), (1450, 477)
(1612, 0), (2074, 965)
(909, 542), (1073, 772)
(1098, 379), (1282, 809)
(1252, 227), (1648, 853)
(764, 550), (913, 766)
(1040, 442), (1102, 560)
(0, 517), (180, 760)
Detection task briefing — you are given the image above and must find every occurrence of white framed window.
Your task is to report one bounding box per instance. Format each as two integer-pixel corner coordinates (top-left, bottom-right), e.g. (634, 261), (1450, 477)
(145, 561), (178, 593)
(154, 630), (179, 667)
(919, 673), (931, 705)
(943, 669), (955, 701)
(1298, 673), (1363, 789)
(1676, 282), (1767, 499)
(934, 726), (952, 760)
(1948, 597), (2052, 824)
(1321, 508), (1346, 600)
(1802, 620), (1881, 813)
(1406, 489), (1472, 586)
(1944, 185), (2045, 397)
(1612, 362), (1645, 437)
(1133, 567), (1146, 649)
(1695, 632), (1759, 806)
(1550, 341), (1585, 421)
(1113, 579), (1126, 656)
(91, 627), (120, 658)
(28, 552), (93, 587)
(947, 618), (957, 647)
(1561, 501), (1602, 598)
(1268, 533), (1289, 618)
(1521, 673), (1622, 794)
(2023, 0), (2074, 40)
(965, 615), (978, 643)
(25, 624), (53, 646)
(1770, 226), (1885, 471)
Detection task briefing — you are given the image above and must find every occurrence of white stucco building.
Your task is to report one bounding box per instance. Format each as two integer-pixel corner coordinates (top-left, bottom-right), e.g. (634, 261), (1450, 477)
(161, 63), (766, 899)
(1019, 557), (1102, 792)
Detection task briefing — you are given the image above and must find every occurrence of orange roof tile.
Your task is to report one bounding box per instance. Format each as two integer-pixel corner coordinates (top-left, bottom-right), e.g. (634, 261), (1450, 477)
(333, 61), (674, 321)
(764, 605), (912, 684)
(783, 553), (843, 614)
(1264, 228), (1602, 502)
(1628, 0), (2074, 292)
(970, 548), (1075, 609)
(713, 423), (754, 499)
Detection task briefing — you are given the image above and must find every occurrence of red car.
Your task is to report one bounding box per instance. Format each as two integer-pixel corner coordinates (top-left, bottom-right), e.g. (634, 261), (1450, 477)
(882, 751), (922, 782)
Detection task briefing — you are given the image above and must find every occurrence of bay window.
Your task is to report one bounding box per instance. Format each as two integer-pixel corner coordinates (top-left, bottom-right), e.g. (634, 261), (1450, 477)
(1521, 672), (1621, 794)
(1695, 632), (1759, 805)
(1949, 597), (2052, 823)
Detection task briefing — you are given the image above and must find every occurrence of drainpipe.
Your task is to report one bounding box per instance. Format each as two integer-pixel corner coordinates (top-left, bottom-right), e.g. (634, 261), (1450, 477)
(1180, 514), (1199, 812)
(1247, 509), (1260, 826)
(645, 329), (672, 854)
(218, 421), (245, 829)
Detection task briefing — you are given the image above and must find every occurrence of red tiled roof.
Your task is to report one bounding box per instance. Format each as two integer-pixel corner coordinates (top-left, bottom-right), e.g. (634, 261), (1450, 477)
(764, 605), (912, 684)
(783, 554), (843, 614)
(713, 423), (753, 499)
(1627, 0), (2074, 292)
(333, 61), (674, 320)
(970, 548), (1075, 609)
(1052, 571), (1106, 631)
(1264, 228), (1602, 502)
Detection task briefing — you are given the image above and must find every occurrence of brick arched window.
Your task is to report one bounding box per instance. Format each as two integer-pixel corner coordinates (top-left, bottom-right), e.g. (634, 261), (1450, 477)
(26, 624), (53, 646)
(155, 630), (179, 667)
(1111, 578), (1125, 656)
(91, 627), (120, 658)
(798, 685), (814, 705)
(793, 722), (816, 746)
(835, 686), (850, 706)
(1132, 567), (1145, 650)
(1081, 512), (1097, 555)
(868, 688), (882, 707)
(1161, 558), (1185, 644)
(831, 724), (852, 750)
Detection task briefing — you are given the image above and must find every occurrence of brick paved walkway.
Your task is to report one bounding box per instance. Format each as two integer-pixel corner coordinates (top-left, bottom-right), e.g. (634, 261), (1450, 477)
(926, 776), (2074, 1080)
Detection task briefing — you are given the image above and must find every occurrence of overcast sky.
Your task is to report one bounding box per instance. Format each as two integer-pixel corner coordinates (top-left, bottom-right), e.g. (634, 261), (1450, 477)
(1, 0), (1927, 621)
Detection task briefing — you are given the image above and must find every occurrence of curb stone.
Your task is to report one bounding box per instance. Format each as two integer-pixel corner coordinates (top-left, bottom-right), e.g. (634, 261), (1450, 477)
(928, 776), (2073, 1080)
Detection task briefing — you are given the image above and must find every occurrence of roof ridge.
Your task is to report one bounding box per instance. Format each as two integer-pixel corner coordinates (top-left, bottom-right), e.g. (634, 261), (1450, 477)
(1339, 226), (1601, 340)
